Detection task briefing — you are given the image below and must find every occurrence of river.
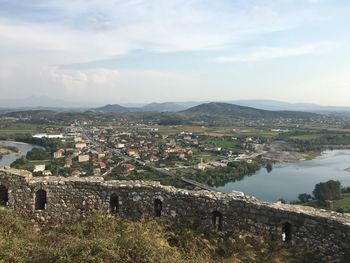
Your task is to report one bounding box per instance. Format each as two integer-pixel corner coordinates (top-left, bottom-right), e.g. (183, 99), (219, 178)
(216, 150), (350, 202)
(0, 140), (37, 166)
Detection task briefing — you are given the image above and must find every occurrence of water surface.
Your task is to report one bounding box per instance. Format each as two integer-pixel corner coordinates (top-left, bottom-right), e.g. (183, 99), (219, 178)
(0, 140), (37, 166)
(216, 150), (350, 202)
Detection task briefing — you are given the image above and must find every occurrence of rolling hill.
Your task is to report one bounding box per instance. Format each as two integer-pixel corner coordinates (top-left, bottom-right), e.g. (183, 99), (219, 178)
(181, 102), (318, 120)
(93, 104), (137, 113)
(93, 102), (186, 113)
(3, 110), (58, 118)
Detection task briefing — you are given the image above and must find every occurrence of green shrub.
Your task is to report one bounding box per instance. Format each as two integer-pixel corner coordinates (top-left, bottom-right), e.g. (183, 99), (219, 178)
(313, 180), (342, 202)
(26, 148), (49, 160)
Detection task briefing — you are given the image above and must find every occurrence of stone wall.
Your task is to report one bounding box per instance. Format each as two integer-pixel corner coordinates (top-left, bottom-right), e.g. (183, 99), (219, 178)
(0, 167), (349, 262)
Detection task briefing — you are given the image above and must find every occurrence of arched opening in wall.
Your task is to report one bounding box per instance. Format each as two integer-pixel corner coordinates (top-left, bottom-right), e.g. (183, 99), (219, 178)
(282, 222), (292, 242)
(0, 185), (8, 207)
(110, 193), (118, 214)
(35, 189), (47, 211)
(212, 211), (223, 231)
(154, 199), (162, 218)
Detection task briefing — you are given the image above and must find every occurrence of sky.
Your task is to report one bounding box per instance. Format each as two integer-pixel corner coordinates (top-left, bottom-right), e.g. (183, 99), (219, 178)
(1, 0), (350, 106)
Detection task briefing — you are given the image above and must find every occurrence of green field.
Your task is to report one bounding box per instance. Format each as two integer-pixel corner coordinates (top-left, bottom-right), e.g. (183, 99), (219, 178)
(143, 125), (279, 138)
(289, 134), (323, 140)
(333, 194), (350, 213)
(303, 194), (350, 213)
(0, 124), (43, 136)
(204, 137), (239, 148)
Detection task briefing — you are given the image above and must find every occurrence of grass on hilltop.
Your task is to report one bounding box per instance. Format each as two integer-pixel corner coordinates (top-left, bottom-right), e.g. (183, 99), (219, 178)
(0, 209), (315, 263)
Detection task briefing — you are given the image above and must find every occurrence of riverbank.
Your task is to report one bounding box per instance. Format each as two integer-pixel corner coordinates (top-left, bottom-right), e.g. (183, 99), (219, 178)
(0, 141), (37, 167)
(216, 149), (350, 202)
(261, 141), (316, 162)
(259, 141), (350, 163)
(0, 145), (19, 156)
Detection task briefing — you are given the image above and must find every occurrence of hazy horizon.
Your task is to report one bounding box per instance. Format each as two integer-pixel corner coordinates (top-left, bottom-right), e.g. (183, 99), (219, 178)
(3, 96), (350, 109)
(1, 1), (350, 106)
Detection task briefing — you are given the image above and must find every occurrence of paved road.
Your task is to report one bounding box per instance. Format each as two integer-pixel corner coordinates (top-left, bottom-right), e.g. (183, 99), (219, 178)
(180, 177), (220, 192)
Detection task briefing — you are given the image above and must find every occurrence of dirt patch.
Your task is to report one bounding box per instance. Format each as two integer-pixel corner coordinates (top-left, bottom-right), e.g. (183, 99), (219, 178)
(0, 147), (16, 156)
(262, 141), (306, 162)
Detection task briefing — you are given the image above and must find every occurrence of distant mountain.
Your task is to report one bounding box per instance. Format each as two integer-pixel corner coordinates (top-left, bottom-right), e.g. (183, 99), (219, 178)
(228, 100), (350, 113)
(4, 110), (57, 118)
(94, 102), (187, 113)
(93, 104), (136, 113)
(182, 102), (318, 119)
(0, 106), (87, 114)
(141, 102), (186, 112)
(4, 96), (350, 114)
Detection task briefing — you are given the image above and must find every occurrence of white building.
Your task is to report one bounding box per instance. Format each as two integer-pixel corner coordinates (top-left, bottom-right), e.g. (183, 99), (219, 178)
(33, 164), (46, 172)
(78, 155), (90, 163)
(53, 149), (64, 159)
(116, 143), (125, 149)
(33, 134), (64, 139)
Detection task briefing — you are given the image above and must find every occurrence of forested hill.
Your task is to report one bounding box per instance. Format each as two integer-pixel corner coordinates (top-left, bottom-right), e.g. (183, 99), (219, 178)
(182, 102), (319, 120)
(93, 104), (137, 113)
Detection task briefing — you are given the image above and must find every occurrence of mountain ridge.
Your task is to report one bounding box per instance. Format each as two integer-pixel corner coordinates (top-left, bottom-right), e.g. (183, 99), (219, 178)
(2, 97), (350, 113)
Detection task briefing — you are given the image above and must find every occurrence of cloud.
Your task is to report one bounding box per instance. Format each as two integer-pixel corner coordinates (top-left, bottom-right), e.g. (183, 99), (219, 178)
(0, 0), (307, 63)
(0, 0), (349, 105)
(49, 67), (121, 97)
(214, 43), (328, 63)
(45, 66), (211, 103)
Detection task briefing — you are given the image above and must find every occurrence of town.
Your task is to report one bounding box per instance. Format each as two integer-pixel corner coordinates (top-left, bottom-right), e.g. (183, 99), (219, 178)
(2, 104), (350, 192)
(7, 118), (266, 188)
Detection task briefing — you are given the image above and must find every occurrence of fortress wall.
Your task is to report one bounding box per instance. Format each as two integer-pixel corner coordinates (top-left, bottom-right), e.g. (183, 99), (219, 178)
(1, 167), (349, 262)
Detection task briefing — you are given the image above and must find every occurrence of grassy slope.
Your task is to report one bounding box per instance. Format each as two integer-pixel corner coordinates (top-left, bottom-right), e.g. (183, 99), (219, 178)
(302, 194), (350, 213)
(0, 210), (312, 263)
(333, 194), (350, 213)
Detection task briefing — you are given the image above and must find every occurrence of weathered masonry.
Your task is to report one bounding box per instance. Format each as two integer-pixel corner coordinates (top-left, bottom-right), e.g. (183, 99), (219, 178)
(1, 167), (350, 262)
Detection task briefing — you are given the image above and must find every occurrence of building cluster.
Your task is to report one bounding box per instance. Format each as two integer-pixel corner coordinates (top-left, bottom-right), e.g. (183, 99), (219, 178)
(30, 122), (263, 178)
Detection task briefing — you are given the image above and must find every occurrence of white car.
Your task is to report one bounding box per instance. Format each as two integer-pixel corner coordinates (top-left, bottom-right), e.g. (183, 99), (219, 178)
(231, 190), (245, 197)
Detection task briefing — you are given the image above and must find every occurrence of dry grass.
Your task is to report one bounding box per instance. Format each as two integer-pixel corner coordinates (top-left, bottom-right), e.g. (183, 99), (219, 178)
(0, 210), (312, 263)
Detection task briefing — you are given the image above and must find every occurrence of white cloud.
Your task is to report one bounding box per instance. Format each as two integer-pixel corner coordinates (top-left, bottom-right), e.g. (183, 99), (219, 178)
(49, 67), (121, 97)
(46, 67), (200, 102)
(214, 43), (328, 63)
(0, 0), (348, 105)
(0, 0), (306, 63)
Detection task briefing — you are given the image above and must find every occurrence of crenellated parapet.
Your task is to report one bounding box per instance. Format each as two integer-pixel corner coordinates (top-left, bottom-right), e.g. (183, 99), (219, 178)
(0, 167), (349, 261)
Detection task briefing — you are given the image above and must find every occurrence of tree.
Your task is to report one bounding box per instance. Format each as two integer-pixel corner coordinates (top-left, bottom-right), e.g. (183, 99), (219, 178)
(298, 193), (312, 203)
(266, 162), (273, 173)
(26, 148), (49, 160)
(312, 180), (341, 202)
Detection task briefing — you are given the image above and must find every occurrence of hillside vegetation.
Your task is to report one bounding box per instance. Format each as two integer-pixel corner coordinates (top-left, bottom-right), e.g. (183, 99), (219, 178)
(0, 210), (313, 263)
(181, 102), (318, 120)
